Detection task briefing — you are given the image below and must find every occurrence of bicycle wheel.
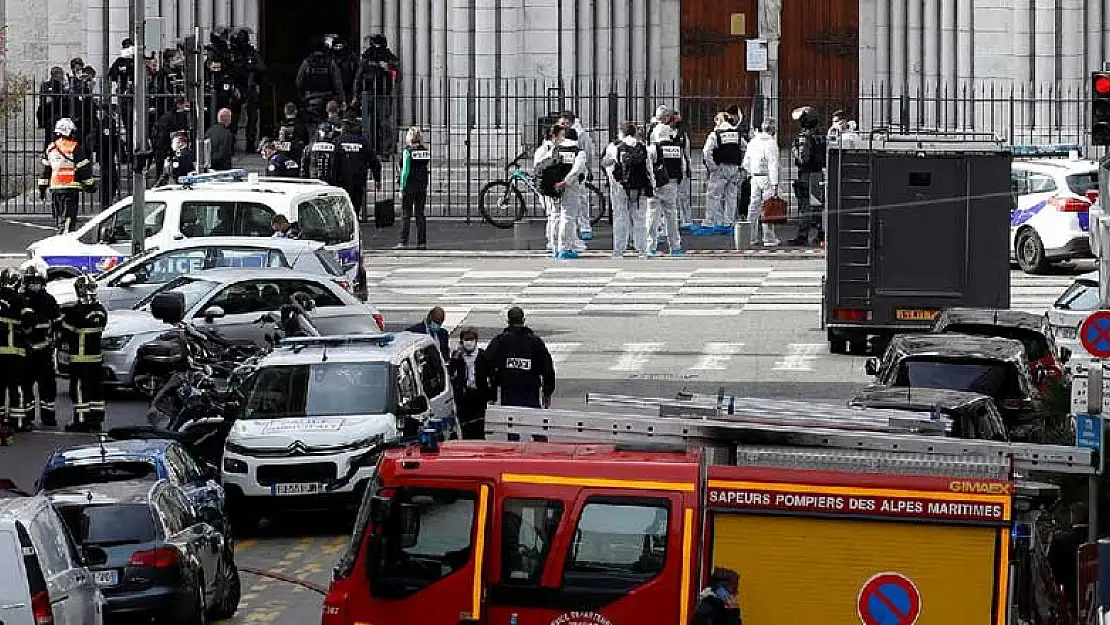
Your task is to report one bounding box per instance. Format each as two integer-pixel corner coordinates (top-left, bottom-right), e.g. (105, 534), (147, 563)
(584, 182), (608, 226)
(479, 180), (526, 229)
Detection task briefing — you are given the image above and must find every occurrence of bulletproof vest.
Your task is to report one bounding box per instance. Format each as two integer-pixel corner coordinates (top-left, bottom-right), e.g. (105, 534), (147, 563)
(62, 301), (107, 362)
(302, 54), (335, 94)
(713, 128), (744, 165)
(22, 291), (57, 350)
(306, 140), (337, 182)
(404, 144), (431, 190)
(268, 153), (300, 177)
(657, 139), (684, 183)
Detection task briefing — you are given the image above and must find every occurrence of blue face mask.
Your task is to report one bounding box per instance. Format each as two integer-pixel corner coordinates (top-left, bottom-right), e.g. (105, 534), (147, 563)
(714, 586), (731, 601)
(427, 321), (440, 332)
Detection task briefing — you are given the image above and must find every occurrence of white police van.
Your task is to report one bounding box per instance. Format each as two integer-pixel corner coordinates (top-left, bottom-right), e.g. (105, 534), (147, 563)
(25, 170), (365, 288)
(220, 333), (457, 524)
(1009, 144), (1099, 273)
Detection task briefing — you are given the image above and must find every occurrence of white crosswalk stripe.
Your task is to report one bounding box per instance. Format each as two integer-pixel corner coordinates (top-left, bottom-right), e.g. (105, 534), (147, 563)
(367, 264), (1080, 318)
(609, 343), (665, 372)
(773, 344), (824, 371)
(688, 342), (746, 371)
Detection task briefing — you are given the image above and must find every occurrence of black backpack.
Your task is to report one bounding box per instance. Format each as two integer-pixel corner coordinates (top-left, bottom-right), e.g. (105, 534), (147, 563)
(535, 155), (562, 197)
(614, 142), (651, 192)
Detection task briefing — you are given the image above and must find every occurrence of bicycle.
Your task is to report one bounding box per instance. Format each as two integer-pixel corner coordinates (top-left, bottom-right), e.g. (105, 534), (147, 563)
(478, 150), (608, 229)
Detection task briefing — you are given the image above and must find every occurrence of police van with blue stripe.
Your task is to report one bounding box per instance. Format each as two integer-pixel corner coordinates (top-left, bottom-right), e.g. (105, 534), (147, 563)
(24, 170), (367, 296)
(1009, 144), (1099, 273)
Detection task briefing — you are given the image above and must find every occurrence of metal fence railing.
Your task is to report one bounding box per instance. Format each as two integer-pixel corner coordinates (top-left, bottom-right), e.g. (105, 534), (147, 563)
(0, 79), (1102, 221)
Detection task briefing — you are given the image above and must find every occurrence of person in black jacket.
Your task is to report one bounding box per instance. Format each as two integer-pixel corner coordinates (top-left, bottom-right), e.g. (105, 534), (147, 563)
(693, 568), (742, 625)
(205, 108), (235, 170)
(448, 327), (493, 439)
(406, 307), (449, 360)
(335, 116), (381, 220)
(1048, 503), (1089, 620)
(397, 126), (430, 248)
(486, 307), (555, 409)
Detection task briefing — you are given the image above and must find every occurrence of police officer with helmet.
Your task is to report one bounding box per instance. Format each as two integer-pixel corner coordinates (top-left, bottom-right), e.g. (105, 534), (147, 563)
(19, 267), (60, 429)
(790, 105), (826, 246)
(485, 307), (556, 409)
(0, 270), (25, 443)
(259, 138), (300, 178)
(296, 38), (345, 124)
(61, 276), (107, 432)
(335, 116), (382, 220)
(302, 121), (340, 185)
(229, 27), (264, 151)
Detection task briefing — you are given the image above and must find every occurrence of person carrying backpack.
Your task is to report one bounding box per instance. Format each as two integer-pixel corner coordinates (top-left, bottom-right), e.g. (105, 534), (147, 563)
(702, 111), (747, 232)
(601, 122), (654, 258)
(533, 124), (587, 259)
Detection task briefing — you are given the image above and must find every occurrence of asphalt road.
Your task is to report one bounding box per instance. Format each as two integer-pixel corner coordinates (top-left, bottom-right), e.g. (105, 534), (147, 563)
(0, 247), (1094, 624)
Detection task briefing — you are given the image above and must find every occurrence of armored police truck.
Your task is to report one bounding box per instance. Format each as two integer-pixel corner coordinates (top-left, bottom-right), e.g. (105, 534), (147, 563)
(822, 131), (1012, 354)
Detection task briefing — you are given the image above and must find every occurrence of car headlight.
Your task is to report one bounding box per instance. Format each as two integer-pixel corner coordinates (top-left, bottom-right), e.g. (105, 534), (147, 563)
(101, 335), (133, 351)
(223, 458), (247, 474)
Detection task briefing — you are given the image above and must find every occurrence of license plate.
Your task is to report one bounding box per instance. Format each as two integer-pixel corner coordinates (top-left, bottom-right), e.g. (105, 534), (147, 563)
(895, 308), (939, 321)
(271, 483), (324, 496)
(93, 570), (118, 586)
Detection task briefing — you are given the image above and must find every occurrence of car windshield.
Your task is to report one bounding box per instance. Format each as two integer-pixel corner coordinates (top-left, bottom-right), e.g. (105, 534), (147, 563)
(243, 362), (392, 418)
(297, 195), (356, 245)
(313, 249), (346, 276)
(42, 461), (157, 491)
(1067, 172), (1099, 196)
(58, 504), (157, 546)
(1055, 279), (1100, 311)
(135, 276), (220, 311)
(893, 358), (1021, 399)
(941, 324), (1049, 360)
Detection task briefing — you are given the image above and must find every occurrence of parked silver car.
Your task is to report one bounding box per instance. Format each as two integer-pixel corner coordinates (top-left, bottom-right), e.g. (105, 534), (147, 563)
(46, 237), (351, 311)
(57, 268), (386, 388)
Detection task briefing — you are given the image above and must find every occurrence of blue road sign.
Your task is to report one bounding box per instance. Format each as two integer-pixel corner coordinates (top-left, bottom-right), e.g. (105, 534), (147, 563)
(857, 572), (921, 625)
(1081, 311), (1110, 358)
(1077, 413), (1103, 450)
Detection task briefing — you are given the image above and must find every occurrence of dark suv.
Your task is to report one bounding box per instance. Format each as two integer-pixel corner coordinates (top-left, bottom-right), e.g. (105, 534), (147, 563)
(848, 387), (1009, 441)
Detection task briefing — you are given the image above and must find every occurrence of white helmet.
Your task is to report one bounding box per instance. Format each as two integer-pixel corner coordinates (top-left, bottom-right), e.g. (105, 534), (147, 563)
(54, 118), (76, 137)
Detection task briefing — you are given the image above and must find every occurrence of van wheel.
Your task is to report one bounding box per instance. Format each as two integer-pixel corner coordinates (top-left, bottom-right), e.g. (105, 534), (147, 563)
(178, 575), (207, 625)
(1016, 230), (1048, 274)
(827, 329), (848, 355)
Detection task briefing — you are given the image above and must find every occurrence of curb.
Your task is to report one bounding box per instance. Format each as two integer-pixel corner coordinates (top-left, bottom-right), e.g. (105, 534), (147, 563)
(364, 248), (825, 259)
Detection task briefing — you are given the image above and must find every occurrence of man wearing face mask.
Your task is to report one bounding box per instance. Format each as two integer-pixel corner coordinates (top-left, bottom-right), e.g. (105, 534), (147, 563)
(406, 307), (449, 360)
(449, 327), (493, 440)
(693, 568), (742, 625)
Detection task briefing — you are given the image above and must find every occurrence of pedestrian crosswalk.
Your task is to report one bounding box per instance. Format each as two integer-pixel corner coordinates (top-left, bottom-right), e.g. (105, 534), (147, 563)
(366, 263), (1079, 318)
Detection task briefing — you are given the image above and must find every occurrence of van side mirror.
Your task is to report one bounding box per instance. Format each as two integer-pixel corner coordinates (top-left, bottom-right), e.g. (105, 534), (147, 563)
(201, 306), (225, 322)
(117, 273), (138, 287)
(398, 503), (420, 549)
(864, 357), (880, 376)
(150, 291), (186, 325)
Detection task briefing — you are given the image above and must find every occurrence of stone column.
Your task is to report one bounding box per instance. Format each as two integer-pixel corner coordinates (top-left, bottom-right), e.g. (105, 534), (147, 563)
(448, 0), (472, 128)
(907, 0), (922, 98)
(940, 0), (956, 126)
(757, 0), (781, 127)
(1086, 0), (1103, 72)
(1061, 0), (1084, 140)
(658, 0), (680, 86)
(196, 0), (212, 34)
(214, 0), (230, 28)
(891, 0), (907, 96)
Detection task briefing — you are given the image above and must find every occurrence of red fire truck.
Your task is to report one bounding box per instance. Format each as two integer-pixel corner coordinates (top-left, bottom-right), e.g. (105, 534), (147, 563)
(321, 395), (1095, 625)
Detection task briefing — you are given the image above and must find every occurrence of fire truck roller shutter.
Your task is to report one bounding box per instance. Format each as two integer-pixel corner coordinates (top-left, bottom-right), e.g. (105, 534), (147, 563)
(710, 514), (1000, 625)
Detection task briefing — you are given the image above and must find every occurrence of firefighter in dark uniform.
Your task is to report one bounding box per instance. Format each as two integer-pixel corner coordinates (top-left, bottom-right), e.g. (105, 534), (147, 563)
(0, 270), (24, 444)
(335, 117), (382, 220)
(39, 118), (97, 233)
(19, 267), (59, 429)
(302, 121), (340, 184)
(61, 276), (107, 432)
(485, 306), (556, 409)
(259, 138), (300, 178)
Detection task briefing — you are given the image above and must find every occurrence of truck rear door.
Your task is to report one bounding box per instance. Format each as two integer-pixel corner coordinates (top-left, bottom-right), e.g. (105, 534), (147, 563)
(485, 480), (695, 625)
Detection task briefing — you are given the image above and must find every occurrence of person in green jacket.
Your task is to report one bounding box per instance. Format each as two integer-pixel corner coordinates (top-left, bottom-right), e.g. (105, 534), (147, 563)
(396, 126), (431, 249)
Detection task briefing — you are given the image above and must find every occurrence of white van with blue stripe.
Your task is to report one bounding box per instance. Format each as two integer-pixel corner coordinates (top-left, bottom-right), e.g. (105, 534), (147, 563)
(25, 170), (367, 296)
(1009, 144), (1098, 273)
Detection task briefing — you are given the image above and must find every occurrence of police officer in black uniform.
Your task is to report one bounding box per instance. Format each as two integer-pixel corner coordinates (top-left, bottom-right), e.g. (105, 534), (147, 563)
(19, 267), (59, 429)
(0, 270), (24, 443)
(158, 131), (194, 185)
(327, 36), (359, 105)
(205, 56), (241, 134)
(61, 276), (107, 432)
(790, 106), (826, 246)
(259, 138), (300, 178)
(276, 102), (311, 163)
(230, 28), (264, 153)
(485, 307), (556, 409)
(335, 117), (382, 220)
(296, 40), (345, 124)
(302, 121), (340, 184)
(93, 102), (125, 209)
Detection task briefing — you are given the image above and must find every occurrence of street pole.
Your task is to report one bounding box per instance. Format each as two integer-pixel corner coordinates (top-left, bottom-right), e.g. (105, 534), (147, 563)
(1093, 207), (1110, 543)
(130, 0), (147, 256)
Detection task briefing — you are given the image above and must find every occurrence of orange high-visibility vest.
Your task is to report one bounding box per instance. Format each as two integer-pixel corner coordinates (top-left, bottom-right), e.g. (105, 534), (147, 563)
(44, 138), (79, 189)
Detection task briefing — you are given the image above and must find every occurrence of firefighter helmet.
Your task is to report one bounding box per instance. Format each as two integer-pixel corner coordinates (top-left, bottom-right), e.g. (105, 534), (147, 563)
(791, 106), (819, 128)
(54, 118), (77, 137)
(74, 275), (98, 300)
(21, 266), (45, 287)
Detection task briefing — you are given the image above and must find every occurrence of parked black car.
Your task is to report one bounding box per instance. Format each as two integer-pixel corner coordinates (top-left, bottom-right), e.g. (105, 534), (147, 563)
(848, 387), (1009, 441)
(864, 333), (1044, 437)
(48, 479), (240, 624)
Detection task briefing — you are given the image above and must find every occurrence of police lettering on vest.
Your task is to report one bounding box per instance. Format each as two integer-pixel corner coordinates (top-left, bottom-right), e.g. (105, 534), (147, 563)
(713, 129), (744, 165)
(658, 140), (684, 183)
(505, 357), (532, 371)
(341, 142), (363, 153)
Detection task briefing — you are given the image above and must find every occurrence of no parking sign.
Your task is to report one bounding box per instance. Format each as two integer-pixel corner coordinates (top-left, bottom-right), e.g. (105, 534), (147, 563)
(857, 572), (922, 625)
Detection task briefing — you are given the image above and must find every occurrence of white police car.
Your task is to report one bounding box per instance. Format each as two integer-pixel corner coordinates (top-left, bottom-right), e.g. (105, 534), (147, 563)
(25, 170), (365, 288)
(1010, 144), (1099, 273)
(220, 333), (457, 523)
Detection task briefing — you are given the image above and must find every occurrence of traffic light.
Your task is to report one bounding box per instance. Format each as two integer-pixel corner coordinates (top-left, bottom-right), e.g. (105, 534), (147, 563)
(1093, 71), (1110, 146)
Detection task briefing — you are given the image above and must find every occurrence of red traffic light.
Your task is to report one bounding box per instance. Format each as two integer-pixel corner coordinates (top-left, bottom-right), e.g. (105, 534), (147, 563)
(1096, 74), (1110, 95)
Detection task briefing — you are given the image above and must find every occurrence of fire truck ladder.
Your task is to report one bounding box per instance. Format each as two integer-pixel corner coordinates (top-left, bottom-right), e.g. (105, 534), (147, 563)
(484, 394), (1097, 476)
